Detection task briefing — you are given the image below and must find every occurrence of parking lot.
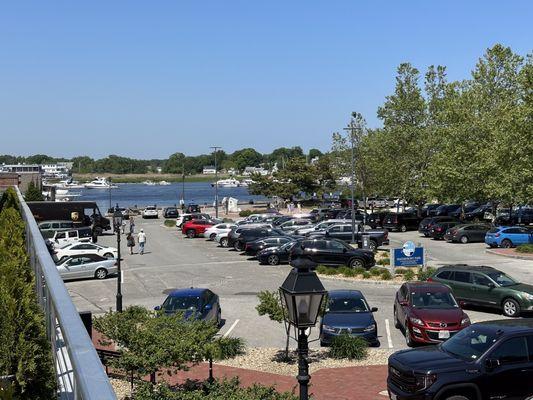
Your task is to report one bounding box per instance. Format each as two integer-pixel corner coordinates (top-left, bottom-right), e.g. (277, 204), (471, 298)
(66, 218), (533, 351)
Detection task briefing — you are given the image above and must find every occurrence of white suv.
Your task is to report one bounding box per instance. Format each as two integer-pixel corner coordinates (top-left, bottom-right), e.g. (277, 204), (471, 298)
(142, 206), (158, 219)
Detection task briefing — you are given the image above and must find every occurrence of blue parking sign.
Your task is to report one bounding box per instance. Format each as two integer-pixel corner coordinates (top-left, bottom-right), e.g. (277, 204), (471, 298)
(392, 241), (424, 267)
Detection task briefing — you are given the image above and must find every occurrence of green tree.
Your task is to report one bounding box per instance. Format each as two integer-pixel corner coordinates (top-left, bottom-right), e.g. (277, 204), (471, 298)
(229, 148), (263, 172)
(24, 181), (43, 202)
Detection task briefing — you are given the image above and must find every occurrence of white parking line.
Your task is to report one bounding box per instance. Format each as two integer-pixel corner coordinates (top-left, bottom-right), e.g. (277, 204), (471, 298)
(385, 319), (393, 349)
(223, 319), (240, 338)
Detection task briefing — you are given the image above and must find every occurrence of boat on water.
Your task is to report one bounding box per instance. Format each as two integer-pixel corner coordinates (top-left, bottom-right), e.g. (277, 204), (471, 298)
(84, 177), (117, 189)
(239, 179), (254, 187)
(158, 180), (171, 185)
(211, 178), (241, 188)
(143, 180), (157, 186)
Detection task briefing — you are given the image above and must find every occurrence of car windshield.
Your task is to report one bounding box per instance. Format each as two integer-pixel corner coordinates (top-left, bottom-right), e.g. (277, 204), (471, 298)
(485, 272), (517, 287)
(441, 326), (498, 361)
(410, 291), (458, 309)
(279, 241), (297, 251)
(162, 295), (201, 311)
(328, 296), (369, 313)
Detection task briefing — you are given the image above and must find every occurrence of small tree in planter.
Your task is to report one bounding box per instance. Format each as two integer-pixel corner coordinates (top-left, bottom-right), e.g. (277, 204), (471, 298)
(255, 291), (290, 359)
(329, 335), (368, 360)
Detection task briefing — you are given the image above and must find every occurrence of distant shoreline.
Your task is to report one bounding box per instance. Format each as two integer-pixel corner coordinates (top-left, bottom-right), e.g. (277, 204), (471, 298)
(72, 173), (233, 184)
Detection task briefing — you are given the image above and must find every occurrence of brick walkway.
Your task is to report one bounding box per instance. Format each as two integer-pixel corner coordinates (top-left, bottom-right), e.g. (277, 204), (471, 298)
(93, 329), (389, 400)
(486, 247), (533, 260)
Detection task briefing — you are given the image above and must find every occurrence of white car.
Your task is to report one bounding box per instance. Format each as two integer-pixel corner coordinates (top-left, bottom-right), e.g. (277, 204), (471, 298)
(204, 223), (237, 240)
(215, 231), (230, 247)
(54, 242), (118, 262)
(142, 206), (159, 219)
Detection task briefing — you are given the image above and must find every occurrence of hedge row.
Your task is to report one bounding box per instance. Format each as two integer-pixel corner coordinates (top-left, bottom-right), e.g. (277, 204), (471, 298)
(0, 188), (56, 399)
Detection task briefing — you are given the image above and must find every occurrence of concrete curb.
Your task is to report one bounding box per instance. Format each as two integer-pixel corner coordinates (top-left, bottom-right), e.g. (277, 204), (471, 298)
(485, 249), (533, 261)
(317, 274), (402, 286)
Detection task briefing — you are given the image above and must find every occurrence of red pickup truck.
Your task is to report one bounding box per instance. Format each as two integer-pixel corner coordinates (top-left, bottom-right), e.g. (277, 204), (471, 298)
(182, 220), (213, 238)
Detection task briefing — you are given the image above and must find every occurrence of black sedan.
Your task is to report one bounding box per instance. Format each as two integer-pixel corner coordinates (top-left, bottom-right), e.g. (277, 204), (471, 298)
(257, 241), (297, 265)
(429, 221), (462, 240)
(244, 236), (292, 256)
(163, 206), (179, 218)
(320, 290), (378, 347)
(444, 223), (492, 244)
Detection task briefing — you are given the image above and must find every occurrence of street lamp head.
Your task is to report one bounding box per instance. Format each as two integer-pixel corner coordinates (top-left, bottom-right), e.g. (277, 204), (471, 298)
(279, 247), (326, 328)
(113, 204), (123, 230)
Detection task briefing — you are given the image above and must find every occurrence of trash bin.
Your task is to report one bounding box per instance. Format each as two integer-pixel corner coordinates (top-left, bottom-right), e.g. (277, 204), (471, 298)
(362, 234), (371, 250)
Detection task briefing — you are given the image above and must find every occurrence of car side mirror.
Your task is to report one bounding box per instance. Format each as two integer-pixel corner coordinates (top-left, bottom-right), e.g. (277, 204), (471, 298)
(485, 358), (500, 370)
(487, 282), (495, 289)
(371, 307), (378, 312)
(154, 305), (161, 311)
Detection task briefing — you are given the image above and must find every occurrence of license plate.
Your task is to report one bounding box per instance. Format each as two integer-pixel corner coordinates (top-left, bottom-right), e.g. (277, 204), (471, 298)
(438, 330), (450, 339)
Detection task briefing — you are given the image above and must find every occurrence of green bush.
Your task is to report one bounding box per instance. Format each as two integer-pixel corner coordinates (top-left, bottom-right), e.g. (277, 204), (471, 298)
(353, 266), (366, 275)
(239, 210), (254, 217)
(323, 267), (338, 275)
(516, 244), (533, 254)
(24, 181), (44, 201)
(369, 267), (385, 276)
(164, 219), (176, 227)
(417, 267), (437, 281)
(342, 268), (357, 277)
(395, 268), (407, 275)
(380, 270), (393, 280)
(377, 258), (390, 266)
(403, 270), (416, 281)
(362, 271), (371, 279)
(316, 265), (328, 274)
(329, 335), (368, 360)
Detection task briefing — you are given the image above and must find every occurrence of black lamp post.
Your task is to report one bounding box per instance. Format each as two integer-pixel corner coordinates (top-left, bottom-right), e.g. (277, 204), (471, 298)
(112, 204), (123, 312)
(279, 253), (326, 400)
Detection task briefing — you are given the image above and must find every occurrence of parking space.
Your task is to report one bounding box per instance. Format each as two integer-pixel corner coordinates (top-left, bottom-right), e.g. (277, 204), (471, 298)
(65, 218), (533, 351)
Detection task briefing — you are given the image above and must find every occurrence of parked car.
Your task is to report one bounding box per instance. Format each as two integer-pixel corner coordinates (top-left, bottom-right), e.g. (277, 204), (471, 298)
(176, 213), (215, 228)
(55, 254), (117, 281)
(204, 223), (237, 240)
(46, 227), (93, 248)
(155, 288), (221, 326)
(257, 240), (298, 265)
(393, 281), (470, 347)
(293, 219), (349, 236)
(434, 204), (461, 217)
(325, 208), (348, 220)
(244, 237), (293, 256)
(185, 204), (201, 213)
(485, 226), (533, 248)
(293, 238), (375, 269)
(388, 319), (533, 400)
(429, 264), (533, 317)
(309, 208), (332, 222)
(233, 227), (286, 251)
(38, 220), (75, 239)
(382, 212), (421, 232)
(215, 231), (230, 247)
(444, 223), (492, 243)
(308, 223), (388, 251)
(418, 216), (458, 237)
(448, 203), (480, 220)
(271, 215), (294, 226)
(494, 208), (533, 226)
(319, 290), (378, 347)
(367, 212), (388, 229)
(54, 242), (117, 262)
(142, 206), (158, 219)
(463, 204), (493, 222)
(429, 221), (462, 240)
(420, 203), (442, 218)
(163, 206), (179, 218)
(279, 219), (314, 232)
(181, 219), (214, 238)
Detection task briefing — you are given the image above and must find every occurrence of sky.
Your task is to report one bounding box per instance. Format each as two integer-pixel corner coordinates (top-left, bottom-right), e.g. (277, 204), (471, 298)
(1, 1), (531, 159)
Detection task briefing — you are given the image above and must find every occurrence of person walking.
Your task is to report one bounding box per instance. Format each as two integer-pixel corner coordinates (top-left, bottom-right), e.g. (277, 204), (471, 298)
(137, 229), (146, 255)
(129, 216), (135, 234)
(126, 232), (135, 255)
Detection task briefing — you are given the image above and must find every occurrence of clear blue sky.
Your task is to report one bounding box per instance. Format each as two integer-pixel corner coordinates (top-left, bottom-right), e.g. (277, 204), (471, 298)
(1, 1), (531, 159)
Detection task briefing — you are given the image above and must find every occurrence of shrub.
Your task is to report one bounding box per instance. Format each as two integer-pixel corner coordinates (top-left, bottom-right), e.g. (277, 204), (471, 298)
(380, 270), (393, 280)
(353, 266), (366, 275)
(516, 244), (533, 254)
(403, 270), (416, 281)
(395, 268), (407, 275)
(362, 271), (371, 279)
(239, 210), (253, 217)
(417, 267), (437, 281)
(341, 267), (357, 277)
(329, 335), (368, 360)
(377, 258), (390, 266)
(316, 265), (328, 274)
(164, 219), (176, 227)
(369, 267), (385, 276)
(323, 267), (338, 275)
(24, 181), (44, 201)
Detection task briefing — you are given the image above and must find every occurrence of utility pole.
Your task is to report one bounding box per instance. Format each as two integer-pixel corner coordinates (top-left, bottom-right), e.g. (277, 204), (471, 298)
(210, 146), (221, 218)
(343, 122), (357, 244)
(181, 162), (185, 210)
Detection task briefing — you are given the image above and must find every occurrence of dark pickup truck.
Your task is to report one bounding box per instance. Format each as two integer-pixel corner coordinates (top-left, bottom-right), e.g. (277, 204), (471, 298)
(307, 223), (388, 251)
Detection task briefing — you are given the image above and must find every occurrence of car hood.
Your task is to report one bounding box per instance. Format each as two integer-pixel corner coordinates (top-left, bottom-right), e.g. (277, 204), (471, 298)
(164, 309), (201, 320)
(509, 283), (533, 294)
(410, 308), (464, 324)
(390, 346), (467, 373)
(322, 312), (374, 328)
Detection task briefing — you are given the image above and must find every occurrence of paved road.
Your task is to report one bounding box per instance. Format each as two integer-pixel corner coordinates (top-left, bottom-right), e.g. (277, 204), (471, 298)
(66, 219), (533, 350)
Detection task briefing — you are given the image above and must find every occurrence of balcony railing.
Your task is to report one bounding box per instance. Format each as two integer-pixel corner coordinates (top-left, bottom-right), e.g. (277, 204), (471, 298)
(16, 188), (117, 400)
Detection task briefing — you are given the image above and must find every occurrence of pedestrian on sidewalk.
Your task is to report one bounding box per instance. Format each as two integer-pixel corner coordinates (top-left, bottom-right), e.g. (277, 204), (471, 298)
(129, 216), (135, 234)
(126, 232), (135, 255)
(138, 229), (146, 255)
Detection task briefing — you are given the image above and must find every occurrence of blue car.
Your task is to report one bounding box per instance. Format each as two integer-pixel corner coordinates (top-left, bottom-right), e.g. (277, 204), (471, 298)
(319, 290), (378, 346)
(155, 288), (221, 326)
(485, 226), (533, 248)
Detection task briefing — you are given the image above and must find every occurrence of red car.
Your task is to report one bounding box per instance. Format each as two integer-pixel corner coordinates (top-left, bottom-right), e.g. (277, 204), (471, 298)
(181, 219), (213, 238)
(393, 281), (470, 347)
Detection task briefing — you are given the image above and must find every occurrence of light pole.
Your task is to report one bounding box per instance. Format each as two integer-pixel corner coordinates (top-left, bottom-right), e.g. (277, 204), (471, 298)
(108, 177), (112, 211)
(210, 146), (221, 219)
(180, 162), (185, 211)
(112, 205), (123, 312)
(343, 122), (357, 243)
(279, 250), (326, 400)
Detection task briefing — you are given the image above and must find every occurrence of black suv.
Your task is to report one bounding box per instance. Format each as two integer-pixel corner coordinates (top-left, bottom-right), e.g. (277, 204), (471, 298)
(388, 319), (533, 400)
(163, 206), (179, 218)
(294, 238), (375, 269)
(383, 212), (421, 232)
(419, 216), (458, 237)
(233, 228), (286, 251)
(495, 208), (533, 226)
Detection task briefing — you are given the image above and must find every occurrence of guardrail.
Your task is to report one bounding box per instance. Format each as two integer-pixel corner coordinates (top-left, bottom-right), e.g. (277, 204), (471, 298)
(16, 188), (117, 400)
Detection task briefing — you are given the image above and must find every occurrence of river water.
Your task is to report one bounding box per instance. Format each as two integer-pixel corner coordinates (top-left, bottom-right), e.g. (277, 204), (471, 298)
(71, 182), (267, 212)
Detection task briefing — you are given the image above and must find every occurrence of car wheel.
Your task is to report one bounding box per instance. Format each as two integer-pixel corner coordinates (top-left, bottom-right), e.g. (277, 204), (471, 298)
(394, 307), (401, 329)
(95, 268), (108, 280)
(209, 233), (217, 240)
(502, 298), (521, 317)
(501, 239), (513, 248)
(186, 229), (196, 239)
(460, 235), (469, 244)
(349, 258), (365, 269)
(405, 325), (414, 347)
(267, 254), (280, 265)
(368, 240), (377, 252)
(234, 242), (243, 251)
(220, 237), (228, 247)
(400, 224), (407, 233)
(103, 252), (114, 259)
(444, 396), (470, 400)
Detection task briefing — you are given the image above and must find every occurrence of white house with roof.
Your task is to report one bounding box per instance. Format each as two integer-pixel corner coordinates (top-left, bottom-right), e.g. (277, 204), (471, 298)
(202, 165), (217, 174)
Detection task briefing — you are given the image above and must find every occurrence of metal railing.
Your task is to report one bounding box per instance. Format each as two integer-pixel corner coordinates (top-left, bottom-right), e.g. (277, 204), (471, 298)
(16, 188), (117, 400)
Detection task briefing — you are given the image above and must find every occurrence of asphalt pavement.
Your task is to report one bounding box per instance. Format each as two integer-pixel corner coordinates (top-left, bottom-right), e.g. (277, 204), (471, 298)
(65, 219), (533, 351)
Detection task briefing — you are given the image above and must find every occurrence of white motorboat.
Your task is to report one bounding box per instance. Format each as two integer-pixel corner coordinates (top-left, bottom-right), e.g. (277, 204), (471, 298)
(143, 180), (157, 186)
(240, 179), (254, 187)
(211, 178), (241, 188)
(84, 177), (117, 189)
(158, 180), (171, 185)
